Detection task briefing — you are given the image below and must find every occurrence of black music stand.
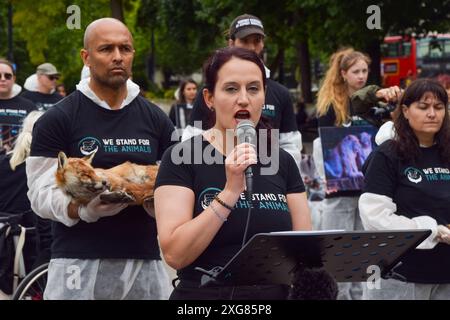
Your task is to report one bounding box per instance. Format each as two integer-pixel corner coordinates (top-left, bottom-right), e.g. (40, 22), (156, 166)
(195, 229), (431, 287)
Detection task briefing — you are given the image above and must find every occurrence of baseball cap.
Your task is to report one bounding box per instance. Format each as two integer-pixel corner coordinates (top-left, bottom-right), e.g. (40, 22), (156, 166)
(229, 14), (265, 40)
(36, 63), (60, 76)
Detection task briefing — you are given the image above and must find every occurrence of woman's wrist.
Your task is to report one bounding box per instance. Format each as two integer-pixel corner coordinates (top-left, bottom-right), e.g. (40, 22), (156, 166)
(219, 187), (241, 208)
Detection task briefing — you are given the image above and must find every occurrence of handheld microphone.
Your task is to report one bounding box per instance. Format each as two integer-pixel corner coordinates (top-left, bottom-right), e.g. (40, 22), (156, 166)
(236, 120), (256, 202)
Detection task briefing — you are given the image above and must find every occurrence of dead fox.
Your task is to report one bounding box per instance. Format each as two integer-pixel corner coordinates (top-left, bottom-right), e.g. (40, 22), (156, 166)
(55, 151), (159, 206)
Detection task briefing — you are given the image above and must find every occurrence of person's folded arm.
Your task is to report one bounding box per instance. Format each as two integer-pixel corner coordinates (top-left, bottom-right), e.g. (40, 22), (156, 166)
(358, 192), (439, 249)
(155, 185), (238, 270)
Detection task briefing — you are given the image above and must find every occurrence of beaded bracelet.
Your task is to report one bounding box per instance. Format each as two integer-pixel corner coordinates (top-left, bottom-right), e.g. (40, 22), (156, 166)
(209, 201), (227, 222)
(214, 195), (234, 211)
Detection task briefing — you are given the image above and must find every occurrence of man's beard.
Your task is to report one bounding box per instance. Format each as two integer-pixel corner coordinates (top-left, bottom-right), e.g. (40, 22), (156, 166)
(92, 71), (129, 89)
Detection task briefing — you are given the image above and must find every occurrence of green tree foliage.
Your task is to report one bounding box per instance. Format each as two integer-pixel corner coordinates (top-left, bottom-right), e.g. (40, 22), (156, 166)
(4, 0), (450, 94)
(11, 0), (110, 91)
(297, 0), (450, 84)
(0, 1), (35, 84)
(136, 0), (223, 88)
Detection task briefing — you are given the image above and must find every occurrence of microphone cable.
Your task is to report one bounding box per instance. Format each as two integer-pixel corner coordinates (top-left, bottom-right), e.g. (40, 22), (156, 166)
(241, 203), (253, 247)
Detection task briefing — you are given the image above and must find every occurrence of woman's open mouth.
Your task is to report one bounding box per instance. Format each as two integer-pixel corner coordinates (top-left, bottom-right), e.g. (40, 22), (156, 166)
(234, 110), (251, 120)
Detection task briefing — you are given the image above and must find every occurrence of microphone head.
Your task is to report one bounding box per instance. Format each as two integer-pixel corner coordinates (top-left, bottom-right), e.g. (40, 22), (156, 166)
(236, 119), (256, 145)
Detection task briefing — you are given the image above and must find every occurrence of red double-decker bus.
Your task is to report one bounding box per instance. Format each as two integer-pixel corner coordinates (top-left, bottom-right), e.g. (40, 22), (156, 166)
(381, 34), (450, 88)
(381, 35), (416, 87)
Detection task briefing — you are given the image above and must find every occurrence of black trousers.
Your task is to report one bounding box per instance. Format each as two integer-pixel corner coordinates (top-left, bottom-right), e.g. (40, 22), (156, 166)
(170, 280), (289, 300)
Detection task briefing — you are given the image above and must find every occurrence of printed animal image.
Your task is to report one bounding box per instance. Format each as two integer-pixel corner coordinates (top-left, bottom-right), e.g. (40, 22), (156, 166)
(55, 151), (159, 206)
(324, 134), (364, 179)
(358, 131), (373, 160)
(319, 125), (377, 193)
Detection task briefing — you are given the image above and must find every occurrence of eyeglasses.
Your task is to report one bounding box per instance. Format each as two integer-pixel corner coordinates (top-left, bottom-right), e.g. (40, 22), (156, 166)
(46, 75), (59, 81)
(0, 72), (13, 80)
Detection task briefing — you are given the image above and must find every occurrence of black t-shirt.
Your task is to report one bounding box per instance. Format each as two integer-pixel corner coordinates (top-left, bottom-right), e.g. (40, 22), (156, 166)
(0, 155), (33, 217)
(20, 90), (63, 111)
(0, 155), (39, 272)
(30, 90), (176, 260)
(0, 96), (37, 149)
(189, 79), (298, 133)
(317, 101), (371, 128)
(155, 136), (305, 283)
(169, 103), (193, 129)
(363, 141), (450, 283)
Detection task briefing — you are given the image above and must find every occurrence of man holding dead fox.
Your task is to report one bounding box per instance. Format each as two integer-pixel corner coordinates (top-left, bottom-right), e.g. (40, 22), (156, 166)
(26, 18), (176, 300)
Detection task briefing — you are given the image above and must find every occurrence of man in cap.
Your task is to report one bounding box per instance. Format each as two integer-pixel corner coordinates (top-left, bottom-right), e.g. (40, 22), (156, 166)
(21, 62), (63, 110)
(183, 14), (302, 168)
(228, 13), (266, 53)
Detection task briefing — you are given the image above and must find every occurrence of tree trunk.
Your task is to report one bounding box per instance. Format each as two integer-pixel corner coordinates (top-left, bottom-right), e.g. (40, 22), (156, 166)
(268, 49), (283, 80)
(278, 48), (285, 85)
(365, 38), (382, 86)
(147, 28), (155, 83)
(297, 40), (313, 103)
(162, 69), (172, 90)
(7, 2), (14, 62)
(110, 0), (124, 22)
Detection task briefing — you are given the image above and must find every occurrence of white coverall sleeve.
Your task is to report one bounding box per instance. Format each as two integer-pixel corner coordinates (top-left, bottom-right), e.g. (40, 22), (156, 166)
(26, 156), (79, 227)
(279, 131), (303, 171)
(375, 121), (395, 145)
(358, 192), (439, 249)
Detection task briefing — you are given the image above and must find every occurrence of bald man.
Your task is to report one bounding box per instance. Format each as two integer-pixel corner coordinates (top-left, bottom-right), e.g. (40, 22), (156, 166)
(26, 18), (176, 300)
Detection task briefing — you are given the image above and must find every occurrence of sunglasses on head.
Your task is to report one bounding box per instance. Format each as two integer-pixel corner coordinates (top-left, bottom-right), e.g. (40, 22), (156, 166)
(0, 72), (13, 80)
(46, 75), (59, 81)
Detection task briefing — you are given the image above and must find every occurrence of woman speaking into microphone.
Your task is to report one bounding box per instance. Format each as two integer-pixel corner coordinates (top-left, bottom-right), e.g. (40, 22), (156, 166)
(153, 47), (311, 300)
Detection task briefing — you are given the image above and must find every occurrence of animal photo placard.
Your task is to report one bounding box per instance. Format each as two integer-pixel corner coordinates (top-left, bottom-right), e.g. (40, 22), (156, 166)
(319, 125), (377, 193)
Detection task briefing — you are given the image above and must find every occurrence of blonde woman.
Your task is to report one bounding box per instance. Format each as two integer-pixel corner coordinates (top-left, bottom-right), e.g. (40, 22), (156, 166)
(0, 111), (44, 295)
(316, 48), (401, 300)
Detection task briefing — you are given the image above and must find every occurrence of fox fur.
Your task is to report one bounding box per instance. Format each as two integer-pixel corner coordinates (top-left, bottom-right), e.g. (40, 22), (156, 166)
(55, 151), (159, 206)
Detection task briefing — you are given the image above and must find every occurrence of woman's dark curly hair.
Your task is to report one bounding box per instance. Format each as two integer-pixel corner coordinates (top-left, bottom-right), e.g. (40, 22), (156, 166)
(392, 79), (450, 163)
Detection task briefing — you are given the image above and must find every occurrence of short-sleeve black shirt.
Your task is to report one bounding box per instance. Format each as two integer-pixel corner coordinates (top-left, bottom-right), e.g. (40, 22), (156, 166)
(20, 90), (63, 111)
(30, 90), (176, 259)
(155, 136), (305, 283)
(363, 141), (450, 283)
(0, 96), (37, 149)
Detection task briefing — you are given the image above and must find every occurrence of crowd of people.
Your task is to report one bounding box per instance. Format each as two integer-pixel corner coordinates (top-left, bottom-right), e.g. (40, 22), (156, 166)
(0, 12), (449, 301)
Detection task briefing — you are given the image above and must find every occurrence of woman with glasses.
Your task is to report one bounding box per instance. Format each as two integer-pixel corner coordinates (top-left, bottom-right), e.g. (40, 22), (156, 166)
(0, 59), (36, 153)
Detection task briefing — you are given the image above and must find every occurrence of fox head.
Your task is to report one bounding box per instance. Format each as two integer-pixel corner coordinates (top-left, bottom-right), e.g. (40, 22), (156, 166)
(56, 151), (109, 204)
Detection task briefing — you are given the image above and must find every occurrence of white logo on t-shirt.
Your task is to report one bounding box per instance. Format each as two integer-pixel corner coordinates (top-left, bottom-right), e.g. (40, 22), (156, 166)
(404, 167), (423, 184)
